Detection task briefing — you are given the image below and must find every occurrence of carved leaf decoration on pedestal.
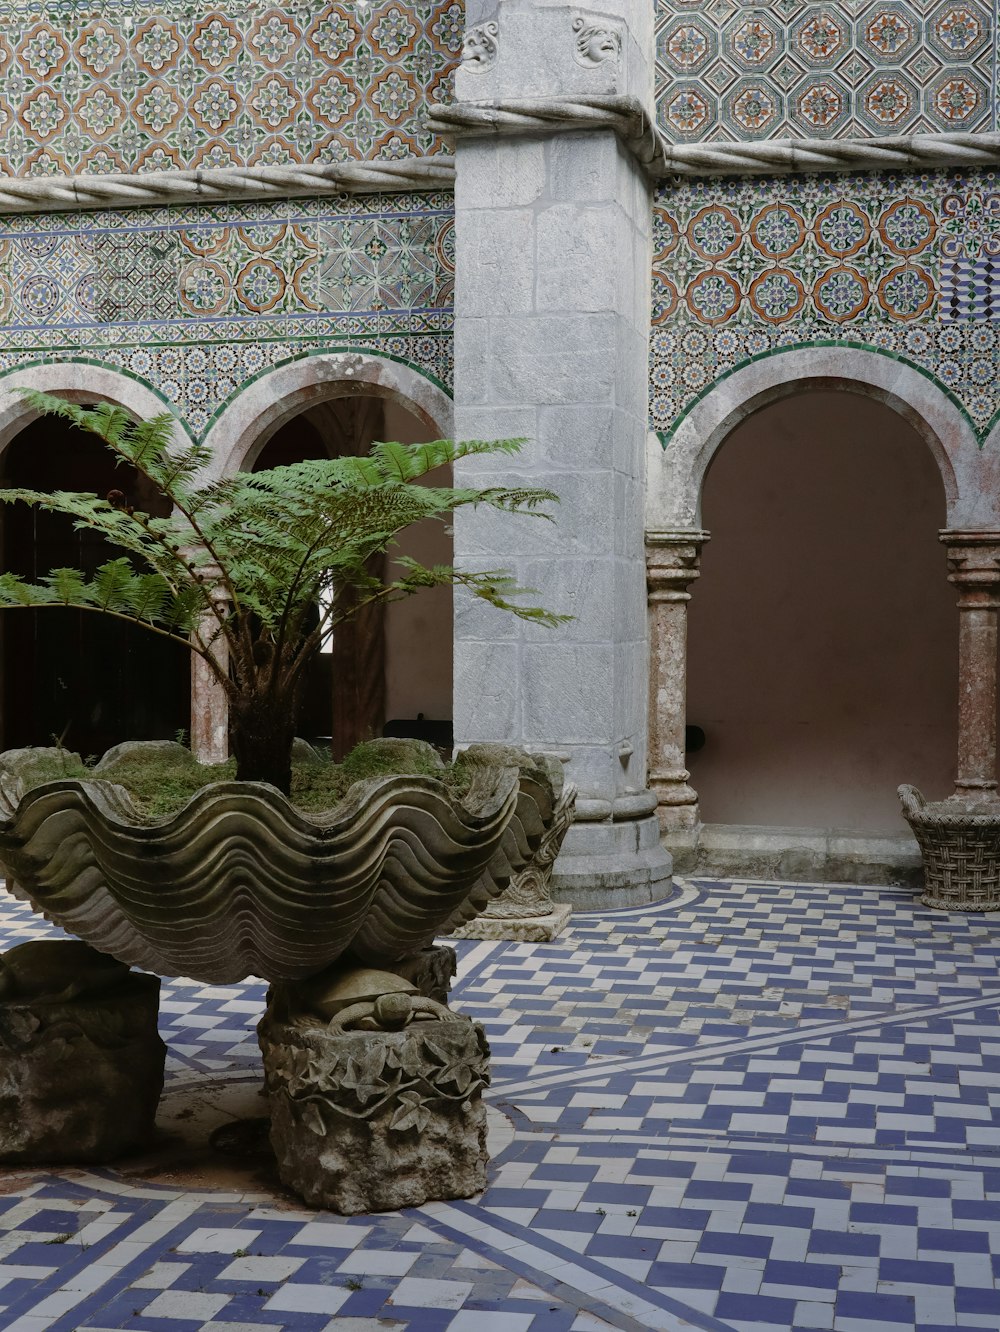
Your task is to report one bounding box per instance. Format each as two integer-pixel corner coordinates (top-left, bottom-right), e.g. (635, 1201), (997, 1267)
(389, 1089), (431, 1134)
(300, 1101), (328, 1138)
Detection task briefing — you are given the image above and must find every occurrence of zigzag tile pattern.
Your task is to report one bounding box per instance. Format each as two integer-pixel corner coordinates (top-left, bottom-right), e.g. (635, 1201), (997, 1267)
(2, 878), (1000, 1329)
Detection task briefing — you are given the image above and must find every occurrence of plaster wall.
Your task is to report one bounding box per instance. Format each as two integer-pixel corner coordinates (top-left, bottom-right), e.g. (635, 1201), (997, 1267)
(687, 390), (957, 833)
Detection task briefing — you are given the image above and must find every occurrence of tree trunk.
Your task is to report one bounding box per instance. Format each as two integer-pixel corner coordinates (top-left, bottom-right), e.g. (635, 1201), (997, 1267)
(229, 689), (299, 794)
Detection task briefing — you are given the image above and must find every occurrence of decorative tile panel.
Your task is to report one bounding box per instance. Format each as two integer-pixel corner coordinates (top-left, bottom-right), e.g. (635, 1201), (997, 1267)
(655, 0), (996, 142)
(0, 192), (454, 435)
(0, 0), (460, 176)
(649, 168), (1000, 443)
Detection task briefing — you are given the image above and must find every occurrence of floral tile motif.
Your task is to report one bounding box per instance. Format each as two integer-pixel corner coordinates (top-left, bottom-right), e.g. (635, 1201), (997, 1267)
(0, 191), (454, 436)
(0, 0), (461, 176)
(649, 168), (1000, 442)
(655, 0), (995, 141)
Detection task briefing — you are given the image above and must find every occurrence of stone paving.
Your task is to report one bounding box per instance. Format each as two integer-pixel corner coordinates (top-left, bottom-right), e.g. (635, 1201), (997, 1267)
(0, 877), (999, 1331)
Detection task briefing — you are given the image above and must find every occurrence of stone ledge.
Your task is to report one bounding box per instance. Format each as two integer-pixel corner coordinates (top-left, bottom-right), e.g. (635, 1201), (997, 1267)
(669, 823), (922, 888)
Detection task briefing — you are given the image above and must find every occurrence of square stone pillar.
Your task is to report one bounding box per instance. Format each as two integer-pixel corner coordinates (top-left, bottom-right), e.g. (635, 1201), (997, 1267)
(449, 0), (671, 907)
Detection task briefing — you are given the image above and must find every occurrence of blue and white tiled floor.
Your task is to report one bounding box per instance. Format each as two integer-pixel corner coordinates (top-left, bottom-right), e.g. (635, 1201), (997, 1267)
(2, 877), (1000, 1332)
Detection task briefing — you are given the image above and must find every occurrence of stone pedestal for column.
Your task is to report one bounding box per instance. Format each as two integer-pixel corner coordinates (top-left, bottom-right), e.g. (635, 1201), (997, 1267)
(942, 531), (1000, 800)
(445, 0), (672, 908)
(646, 530), (709, 835)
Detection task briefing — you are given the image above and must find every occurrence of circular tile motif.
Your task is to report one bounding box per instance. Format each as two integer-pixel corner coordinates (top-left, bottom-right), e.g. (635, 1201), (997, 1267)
(932, 75), (982, 125)
(179, 260), (230, 315)
(685, 270), (741, 325)
(435, 217), (455, 272)
(863, 7), (916, 58)
(878, 199), (935, 256)
(236, 258), (286, 313)
(749, 204), (806, 259)
(728, 82), (779, 134)
(748, 269), (805, 323)
(651, 273), (679, 324)
(795, 80), (846, 132)
(727, 16), (777, 68)
(663, 20), (713, 72)
(862, 76), (914, 127)
(793, 9), (847, 65)
(688, 205), (741, 261)
(877, 265), (935, 320)
(813, 265), (870, 321)
(19, 274), (60, 319)
(815, 201), (872, 258)
(662, 86), (713, 137)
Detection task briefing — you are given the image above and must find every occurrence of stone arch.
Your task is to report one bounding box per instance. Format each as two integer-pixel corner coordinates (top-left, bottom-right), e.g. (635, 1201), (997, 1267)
(202, 351), (453, 479)
(0, 360), (194, 457)
(646, 347), (976, 531)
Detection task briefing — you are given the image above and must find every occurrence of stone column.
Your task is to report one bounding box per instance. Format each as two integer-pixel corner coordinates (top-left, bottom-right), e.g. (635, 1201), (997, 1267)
(646, 529), (709, 832)
(446, 0), (672, 906)
(191, 602), (229, 765)
(942, 530), (1000, 801)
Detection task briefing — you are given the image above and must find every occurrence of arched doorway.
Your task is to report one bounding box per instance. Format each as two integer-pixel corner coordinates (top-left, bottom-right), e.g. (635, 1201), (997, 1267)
(686, 390), (956, 832)
(0, 413), (190, 756)
(246, 395), (454, 758)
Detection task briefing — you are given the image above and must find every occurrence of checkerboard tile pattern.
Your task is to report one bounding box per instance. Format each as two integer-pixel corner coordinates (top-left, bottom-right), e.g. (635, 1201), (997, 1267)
(2, 877), (1000, 1331)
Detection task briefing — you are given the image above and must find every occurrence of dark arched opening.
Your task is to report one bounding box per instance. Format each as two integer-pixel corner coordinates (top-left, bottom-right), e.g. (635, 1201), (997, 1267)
(1, 413), (190, 756)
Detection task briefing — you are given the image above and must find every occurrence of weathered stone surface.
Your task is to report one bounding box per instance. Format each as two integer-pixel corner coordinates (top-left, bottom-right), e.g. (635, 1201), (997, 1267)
(451, 768), (575, 941)
(389, 946), (457, 1005)
(0, 941), (164, 1164)
(259, 972), (490, 1214)
(0, 741), (559, 985)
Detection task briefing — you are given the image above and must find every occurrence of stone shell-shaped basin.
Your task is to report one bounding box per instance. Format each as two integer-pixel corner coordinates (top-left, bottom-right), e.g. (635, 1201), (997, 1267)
(0, 743), (558, 985)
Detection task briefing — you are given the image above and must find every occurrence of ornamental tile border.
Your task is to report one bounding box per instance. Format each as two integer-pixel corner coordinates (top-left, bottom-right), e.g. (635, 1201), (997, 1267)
(0, 190), (454, 436)
(0, 0), (460, 177)
(655, 0), (997, 143)
(650, 166), (1000, 444)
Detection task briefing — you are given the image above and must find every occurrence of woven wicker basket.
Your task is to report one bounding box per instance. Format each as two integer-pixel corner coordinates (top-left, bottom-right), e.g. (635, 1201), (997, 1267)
(899, 784), (1000, 911)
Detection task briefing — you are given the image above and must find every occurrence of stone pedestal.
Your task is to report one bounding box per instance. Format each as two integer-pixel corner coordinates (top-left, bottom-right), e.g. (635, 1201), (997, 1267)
(0, 941), (164, 1164)
(451, 775), (575, 941)
(259, 1001), (490, 1214)
(448, 0), (672, 906)
(646, 530), (710, 833)
(942, 531), (1000, 800)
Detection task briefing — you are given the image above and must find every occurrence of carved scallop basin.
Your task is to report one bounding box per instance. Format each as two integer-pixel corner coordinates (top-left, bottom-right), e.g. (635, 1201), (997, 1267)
(0, 741), (560, 985)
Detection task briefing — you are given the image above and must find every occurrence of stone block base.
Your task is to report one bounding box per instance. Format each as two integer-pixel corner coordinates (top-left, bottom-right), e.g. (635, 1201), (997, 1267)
(259, 1006), (491, 1214)
(0, 942), (164, 1164)
(451, 903), (572, 942)
(552, 812), (673, 909)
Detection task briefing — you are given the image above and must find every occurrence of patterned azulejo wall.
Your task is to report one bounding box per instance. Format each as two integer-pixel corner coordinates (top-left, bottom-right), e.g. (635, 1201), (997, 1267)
(0, 0), (460, 176)
(0, 190), (454, 436)
(650, 168), (1000, 442)
(655, 0), (996, 142)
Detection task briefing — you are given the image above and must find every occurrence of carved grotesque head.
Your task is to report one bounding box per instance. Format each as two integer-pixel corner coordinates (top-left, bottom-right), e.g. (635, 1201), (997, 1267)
(461, 21), (499, 71)
(572, 17), (622, 66)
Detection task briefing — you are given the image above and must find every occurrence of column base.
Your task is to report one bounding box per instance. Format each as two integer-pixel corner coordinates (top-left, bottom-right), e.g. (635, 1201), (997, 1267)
(551, 806), (673, 910)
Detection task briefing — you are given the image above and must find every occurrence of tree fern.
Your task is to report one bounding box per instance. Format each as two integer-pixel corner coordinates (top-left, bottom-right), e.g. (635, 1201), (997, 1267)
(5, 389), (567, 792)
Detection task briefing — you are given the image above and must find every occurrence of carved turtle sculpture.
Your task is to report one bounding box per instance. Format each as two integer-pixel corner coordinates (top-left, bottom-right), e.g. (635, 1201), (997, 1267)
(289, 966), (459, 1033)
(0, 940), (130, 1006)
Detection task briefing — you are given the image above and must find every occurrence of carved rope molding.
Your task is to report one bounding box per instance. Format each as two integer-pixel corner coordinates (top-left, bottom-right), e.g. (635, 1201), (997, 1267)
(0, 157), (456, 217)
(0, 121), (999, 216)
(433, 96), (1000, 182)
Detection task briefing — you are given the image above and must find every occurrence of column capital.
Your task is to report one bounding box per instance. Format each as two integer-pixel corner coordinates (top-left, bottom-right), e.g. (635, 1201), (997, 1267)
(941, 530), (1000, 606)
(646, 529), (710, 600)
